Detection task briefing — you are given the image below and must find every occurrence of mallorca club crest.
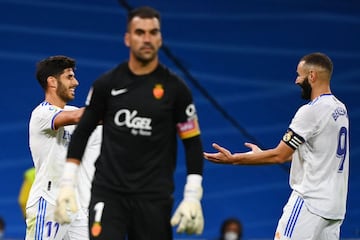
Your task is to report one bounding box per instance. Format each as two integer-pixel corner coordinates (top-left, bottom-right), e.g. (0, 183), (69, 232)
(153, 84), (164, 99)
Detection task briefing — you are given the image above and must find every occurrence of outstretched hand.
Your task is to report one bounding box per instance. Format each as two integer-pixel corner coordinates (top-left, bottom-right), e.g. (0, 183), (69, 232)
(203, 143), (234, 164)
(244, 142), (262, 153)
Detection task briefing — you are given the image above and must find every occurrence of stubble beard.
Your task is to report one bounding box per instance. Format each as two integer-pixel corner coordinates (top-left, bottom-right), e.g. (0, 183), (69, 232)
(134, 51), (157, 65)
(57, 81), (74, 103)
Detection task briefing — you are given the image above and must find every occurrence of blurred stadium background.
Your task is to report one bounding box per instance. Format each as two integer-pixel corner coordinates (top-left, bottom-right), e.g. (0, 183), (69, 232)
(0, 0), (359, 239)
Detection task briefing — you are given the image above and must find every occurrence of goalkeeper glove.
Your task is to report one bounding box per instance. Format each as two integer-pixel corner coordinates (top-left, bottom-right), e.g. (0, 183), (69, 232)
(54, 161), (79, 224)
(171, 174), (204, 235)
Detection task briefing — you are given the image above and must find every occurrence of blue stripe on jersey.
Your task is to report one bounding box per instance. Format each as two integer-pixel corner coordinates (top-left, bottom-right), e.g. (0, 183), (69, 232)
(39, 101), (62, 130)
(284, 196), (304, 238)
(51, 110), (62, 130)
(309, 93), (333, 105)
(35, 197), (47, 240)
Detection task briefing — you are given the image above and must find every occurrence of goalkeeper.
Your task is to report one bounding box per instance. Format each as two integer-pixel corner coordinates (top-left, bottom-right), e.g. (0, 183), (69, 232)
(55, 6), (205, 240)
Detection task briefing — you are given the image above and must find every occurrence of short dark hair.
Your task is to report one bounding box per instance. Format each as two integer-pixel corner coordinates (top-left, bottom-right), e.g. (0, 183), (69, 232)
(220, 217), (243, 239)
(126, 6), (161, 31)
(301, 52), (333, 77)
(35, 55), (76, 90)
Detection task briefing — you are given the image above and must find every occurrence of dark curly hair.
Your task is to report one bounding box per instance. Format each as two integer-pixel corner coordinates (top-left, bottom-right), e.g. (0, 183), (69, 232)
(35, 55), (76, 90)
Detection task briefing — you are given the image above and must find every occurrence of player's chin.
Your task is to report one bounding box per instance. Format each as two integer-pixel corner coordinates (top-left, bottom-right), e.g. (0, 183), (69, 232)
(139, 51), (156, 61)
(66, 95), (75, 101)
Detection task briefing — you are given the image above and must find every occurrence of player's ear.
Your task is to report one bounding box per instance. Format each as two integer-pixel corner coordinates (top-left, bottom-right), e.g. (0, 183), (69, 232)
(124, 33), (130, 47)
(308, 70), (316, 82)
(47, 76), (57, 89)
(159, 32), (163, 48)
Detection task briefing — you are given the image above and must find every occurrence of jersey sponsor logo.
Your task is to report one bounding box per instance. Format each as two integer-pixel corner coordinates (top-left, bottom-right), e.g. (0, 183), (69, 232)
(114, 109), (152, 136)
(111, 88), (128, 96)
(153, 84), (164, 99)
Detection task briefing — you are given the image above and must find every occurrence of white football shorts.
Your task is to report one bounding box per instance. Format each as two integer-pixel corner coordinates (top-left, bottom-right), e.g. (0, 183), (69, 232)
(25, 197), (89, 240)
(274, 191), (342, 240)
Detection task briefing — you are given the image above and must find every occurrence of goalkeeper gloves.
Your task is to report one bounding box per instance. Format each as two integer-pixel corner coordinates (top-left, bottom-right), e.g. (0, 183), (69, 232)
(54, 161), (79, 224)
(171, 174), (204, 235)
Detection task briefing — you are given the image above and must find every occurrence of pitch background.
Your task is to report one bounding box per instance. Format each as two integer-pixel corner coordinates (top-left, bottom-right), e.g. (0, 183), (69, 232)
(0, 0), (359, 239)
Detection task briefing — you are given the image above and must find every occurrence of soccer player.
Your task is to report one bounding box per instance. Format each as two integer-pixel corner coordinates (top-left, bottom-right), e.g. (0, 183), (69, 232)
(55, 6), (205, 240)
(25, 55), (101, 240)
(204, 52), (349, 240)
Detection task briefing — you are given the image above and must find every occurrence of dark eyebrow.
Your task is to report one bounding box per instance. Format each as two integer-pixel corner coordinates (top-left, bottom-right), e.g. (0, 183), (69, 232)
(134, 28), (160, 33)
(134, 28), (145, 33)
(66, 73), (75, 78)
(150, 28), (160, 34)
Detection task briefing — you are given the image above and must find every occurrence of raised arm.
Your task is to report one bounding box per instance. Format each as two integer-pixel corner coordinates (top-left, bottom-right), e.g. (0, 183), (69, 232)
(53, 107), (85, 130)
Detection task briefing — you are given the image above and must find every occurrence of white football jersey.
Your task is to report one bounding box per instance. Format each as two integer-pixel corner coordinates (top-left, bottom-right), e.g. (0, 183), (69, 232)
(28, 102), (76, 207)
(287, 94), (349, 220)
(27, 102), (101, 209)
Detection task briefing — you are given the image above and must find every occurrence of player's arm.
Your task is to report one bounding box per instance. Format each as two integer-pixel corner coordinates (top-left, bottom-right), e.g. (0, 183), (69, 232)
(204, 140), (294, 165)
(183, 135), (204, 174)
(53, 107), (85, 130)
(170, 134), (204, 235)
(170, 100), (204, 234)
(166, 77), (205, 234)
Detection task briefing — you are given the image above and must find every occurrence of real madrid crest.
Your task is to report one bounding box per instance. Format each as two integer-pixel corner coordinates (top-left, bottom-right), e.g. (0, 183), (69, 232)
(282, 130), (293, 142)
(153, 84), (164, 99)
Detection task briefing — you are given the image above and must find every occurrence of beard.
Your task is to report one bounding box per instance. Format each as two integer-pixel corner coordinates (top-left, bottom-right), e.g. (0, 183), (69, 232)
(299, 77), (312, 100)
(134, 53), (156, 64)
(57, 80), (74, 103)
(133, 44), (158, 64)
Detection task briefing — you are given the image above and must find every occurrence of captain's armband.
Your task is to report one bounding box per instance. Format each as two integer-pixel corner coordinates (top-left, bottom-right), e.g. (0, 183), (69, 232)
(282, 128), (305, 150)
